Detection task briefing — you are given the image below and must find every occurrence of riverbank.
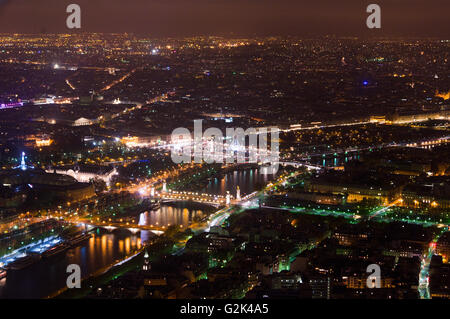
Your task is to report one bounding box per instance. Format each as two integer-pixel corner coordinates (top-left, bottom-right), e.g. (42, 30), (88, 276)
(49, 247), (145, 299)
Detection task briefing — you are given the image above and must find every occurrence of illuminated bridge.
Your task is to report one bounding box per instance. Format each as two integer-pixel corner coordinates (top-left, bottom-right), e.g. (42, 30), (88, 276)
(138, 183), (237, 207)
(404, 136), (450, 149)
(277, 161), (324, 171)
(77, 221), (166, 234)
(156, 190), (230, 207)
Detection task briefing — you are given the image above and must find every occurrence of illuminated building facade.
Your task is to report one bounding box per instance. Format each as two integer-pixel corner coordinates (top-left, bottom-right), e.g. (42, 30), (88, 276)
(46, 165), (118, 186)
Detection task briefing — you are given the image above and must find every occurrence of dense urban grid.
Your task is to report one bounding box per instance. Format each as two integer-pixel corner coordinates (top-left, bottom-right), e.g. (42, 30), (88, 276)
(0, 34), (449, 299)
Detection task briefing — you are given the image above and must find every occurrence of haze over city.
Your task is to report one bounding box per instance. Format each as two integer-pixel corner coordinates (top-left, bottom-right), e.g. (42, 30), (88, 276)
(0, 0), (448, 36)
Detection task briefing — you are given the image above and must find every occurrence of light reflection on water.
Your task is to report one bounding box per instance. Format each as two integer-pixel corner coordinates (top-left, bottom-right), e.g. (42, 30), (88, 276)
(0, 228), (144, 299)
(0, 168), (269, 298)
(203, 168), (275, 196)
(311, 155), (360, 167)
(0, 201), (210, 299)
(138, 205), (205, 228)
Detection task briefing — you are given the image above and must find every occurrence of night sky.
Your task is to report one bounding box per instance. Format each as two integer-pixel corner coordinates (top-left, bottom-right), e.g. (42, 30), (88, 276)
(0, 0), (448, 37)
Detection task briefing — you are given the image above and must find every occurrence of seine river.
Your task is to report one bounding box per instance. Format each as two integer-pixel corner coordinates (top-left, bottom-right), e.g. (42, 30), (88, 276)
(203, 167), (276, 196)
(0, 168), (274, 298)
(0, 228), (144, 298)
(0, 202), (209, 299)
